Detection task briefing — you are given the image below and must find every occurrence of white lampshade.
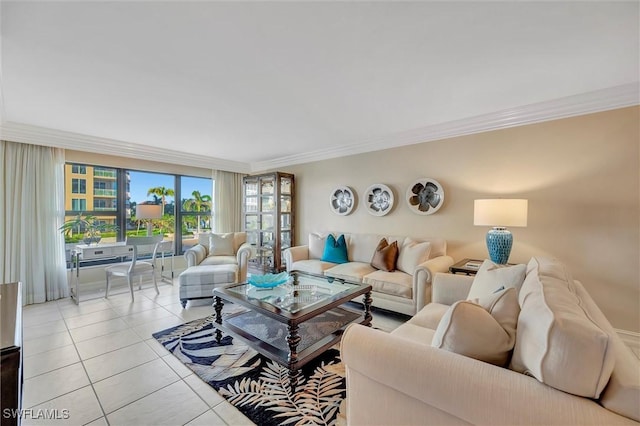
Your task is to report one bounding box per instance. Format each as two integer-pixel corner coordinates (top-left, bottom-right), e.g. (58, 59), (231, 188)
(136, 204), (162, 220)
(474, 199), (528, 227)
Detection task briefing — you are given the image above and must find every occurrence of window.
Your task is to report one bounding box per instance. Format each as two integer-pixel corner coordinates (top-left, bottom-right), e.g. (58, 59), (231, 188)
(71, 164), (86, 174)
(180, 176), (213, 251)
(71, 199), (86, 211)
(64, 162), (211, 255)
(71, 178), (86, 194)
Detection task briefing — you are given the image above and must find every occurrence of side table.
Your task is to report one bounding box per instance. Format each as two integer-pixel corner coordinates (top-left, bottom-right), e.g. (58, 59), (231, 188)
(449, 258), (483, 275)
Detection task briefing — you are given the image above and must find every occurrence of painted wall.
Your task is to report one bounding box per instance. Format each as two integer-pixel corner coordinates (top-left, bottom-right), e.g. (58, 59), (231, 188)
(281, 106), (640, 332)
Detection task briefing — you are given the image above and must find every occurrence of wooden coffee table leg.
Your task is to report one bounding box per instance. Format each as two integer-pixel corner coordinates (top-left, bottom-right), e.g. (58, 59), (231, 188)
(286, 322), (301, 392)
(214, 296), (223, 343)
(363, 291), (373, 326)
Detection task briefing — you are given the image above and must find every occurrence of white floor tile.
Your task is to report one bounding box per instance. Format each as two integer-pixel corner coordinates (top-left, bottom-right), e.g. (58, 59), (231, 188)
(110, 298), (159, 316)
(23, 320), (68, 341)
(186, 409), (226, 426)
(64, 309), (120, 330)
(148, 293), (182, 306)
(143, 338), (171, 357)
(84, 417), (108, 426)
(120, 307), (176, 327)
(23, 331), (74, 357)
(106, 380), (209, 426)
(183, 375), (226, 408)
(59, 299), (112, 318)
(93, 358), (180, 414)
(83, 341), (159, 383)
(69, 318), (130, 343)
(213, 400), (256, 426)
(24, 344), (80, 379)
(23, 362), (90, 408)
(23, 309), (63, 327)
(75, 329), (142, 360)
(22, 386), (103, 426)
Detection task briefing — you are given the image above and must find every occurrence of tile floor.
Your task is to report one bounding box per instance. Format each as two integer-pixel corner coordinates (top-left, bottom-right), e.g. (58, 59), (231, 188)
(21, 279), (406, 426)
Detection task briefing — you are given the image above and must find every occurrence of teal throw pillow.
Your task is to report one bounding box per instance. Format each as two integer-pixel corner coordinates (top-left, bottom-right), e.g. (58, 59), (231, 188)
(321, 234), (349, 264)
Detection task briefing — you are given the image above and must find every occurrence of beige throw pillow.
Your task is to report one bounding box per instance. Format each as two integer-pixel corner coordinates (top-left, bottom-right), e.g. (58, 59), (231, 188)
(309, 233), (327, 260)
(466, 260), (526, 300)
(396, 239), (431, 274)
(432, 287), (520, 367)
(210, 233), (235, 256)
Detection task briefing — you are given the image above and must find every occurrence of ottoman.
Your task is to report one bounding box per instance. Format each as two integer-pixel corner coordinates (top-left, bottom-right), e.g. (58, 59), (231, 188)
(179, 264), (238, 308)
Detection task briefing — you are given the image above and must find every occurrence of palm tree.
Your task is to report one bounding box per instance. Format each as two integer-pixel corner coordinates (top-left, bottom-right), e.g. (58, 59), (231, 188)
(183, 190), (212, 234)
(147, 186), (174, 214)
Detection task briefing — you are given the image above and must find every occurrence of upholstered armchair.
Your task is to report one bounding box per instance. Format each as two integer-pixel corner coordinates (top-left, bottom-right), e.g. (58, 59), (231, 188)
(183, 232), (253, 283)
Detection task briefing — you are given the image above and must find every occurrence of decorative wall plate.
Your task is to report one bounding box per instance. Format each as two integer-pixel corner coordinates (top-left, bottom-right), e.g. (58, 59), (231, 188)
(329, 186), (355, 215)
(364, 184), (394, 216)
(406, 178), (444, 215)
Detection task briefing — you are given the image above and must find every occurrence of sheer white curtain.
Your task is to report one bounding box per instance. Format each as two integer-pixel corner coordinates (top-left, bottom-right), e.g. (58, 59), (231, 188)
(213, 170), (244, 233)
(0, 140), (68, 304)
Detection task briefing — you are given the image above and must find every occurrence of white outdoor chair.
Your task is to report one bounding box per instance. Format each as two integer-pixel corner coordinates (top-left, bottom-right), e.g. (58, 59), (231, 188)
(105, 235), (163, 301)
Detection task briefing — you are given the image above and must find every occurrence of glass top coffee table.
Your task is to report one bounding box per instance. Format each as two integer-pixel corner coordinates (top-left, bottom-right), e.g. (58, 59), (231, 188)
(212, 271), (372, 391)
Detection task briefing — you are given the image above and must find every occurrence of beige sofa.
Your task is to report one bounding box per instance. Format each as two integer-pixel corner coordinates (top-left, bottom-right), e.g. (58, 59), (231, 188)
(341, 257), (640, 425)
(283, 232), (454, 316)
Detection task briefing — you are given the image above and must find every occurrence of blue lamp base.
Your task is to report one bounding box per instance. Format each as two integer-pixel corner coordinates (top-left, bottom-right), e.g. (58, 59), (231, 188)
(486, 227), (513, 265)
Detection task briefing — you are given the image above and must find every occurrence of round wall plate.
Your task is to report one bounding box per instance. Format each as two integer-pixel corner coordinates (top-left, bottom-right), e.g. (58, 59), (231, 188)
(406, 178), (444, 215)
(364, 184), (394, 216)
(329, 186), (355, 215)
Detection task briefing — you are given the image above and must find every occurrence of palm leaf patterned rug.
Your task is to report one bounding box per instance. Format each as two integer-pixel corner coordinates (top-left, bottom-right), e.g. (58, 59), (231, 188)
(152, 313), (347, 426)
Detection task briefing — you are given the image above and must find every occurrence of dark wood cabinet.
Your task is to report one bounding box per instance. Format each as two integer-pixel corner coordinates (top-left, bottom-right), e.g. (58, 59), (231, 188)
(242, 172), (294, 274)
(1, 282), (23, 426)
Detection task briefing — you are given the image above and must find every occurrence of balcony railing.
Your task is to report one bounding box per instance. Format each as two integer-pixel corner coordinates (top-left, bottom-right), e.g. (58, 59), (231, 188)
(94, 189), (117, 197)
(93, 170), (117, 178)
(93, 207), (117, 211)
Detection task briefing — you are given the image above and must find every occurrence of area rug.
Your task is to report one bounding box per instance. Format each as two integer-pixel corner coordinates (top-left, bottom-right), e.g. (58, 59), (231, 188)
(152, 312), (348, 426)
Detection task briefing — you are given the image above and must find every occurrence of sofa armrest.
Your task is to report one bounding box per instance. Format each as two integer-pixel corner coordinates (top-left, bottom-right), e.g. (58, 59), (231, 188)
(283, 245), (309, 273)
(413, 255), (454, 310)
(431, 272), (474, 305)
(184, 244), (208, 268)
(341, 324), (632, 426)
(236, 243), (253, 283)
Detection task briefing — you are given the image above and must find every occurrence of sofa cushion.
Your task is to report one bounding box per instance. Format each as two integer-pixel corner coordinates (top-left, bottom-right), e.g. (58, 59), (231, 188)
(391, 322), (435, 346)
(290, 259), (337, 275)
(363, 270), (412, 299)
(200, 255), (237, 266)
(370, 238), (399, 272)
(210, 233), (235, 256)
(466, 260), (526, 300)
(325, 262), (376, 282)
(309, 233), (327, 260)
(396, 239), (431, 274)
(431, 299), (514, 366)
(511, 257), (615, 398)
(348, 233), (383, 263)
(322, 234), (349, 264)
(405, 303), (450, 330)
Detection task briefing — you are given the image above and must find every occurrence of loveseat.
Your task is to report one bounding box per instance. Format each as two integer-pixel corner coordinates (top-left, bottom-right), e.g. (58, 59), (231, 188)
(341, 257), (640, 425)
(283, 232), (454, 316)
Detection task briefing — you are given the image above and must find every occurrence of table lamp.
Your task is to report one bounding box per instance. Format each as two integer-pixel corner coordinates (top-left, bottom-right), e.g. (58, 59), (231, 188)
(474, 199), (528, 264)
(137, 204), (163, 236)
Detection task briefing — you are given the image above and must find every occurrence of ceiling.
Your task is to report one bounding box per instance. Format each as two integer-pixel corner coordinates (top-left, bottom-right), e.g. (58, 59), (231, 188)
(1, 1), (638, 172)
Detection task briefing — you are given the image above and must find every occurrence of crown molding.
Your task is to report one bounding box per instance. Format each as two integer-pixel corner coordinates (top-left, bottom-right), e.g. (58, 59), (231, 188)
(250, 82), (640, 172)
(1, 83), (637, 174)
(0, 122), (252, 174)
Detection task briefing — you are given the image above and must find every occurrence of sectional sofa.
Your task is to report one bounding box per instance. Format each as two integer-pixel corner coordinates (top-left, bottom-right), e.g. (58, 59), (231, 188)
(283, 232), (454, 316)
(341, 257), (640, 425)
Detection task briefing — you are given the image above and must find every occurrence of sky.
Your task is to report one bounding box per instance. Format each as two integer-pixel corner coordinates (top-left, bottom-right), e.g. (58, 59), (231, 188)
(129, 171), (212, 205)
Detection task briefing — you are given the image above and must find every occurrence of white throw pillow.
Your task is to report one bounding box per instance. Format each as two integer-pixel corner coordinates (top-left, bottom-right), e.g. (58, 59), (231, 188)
(210, 233), (235, 256)
(396, 239), (431, 274)
(466, 260), (526, 300)
(473, 287), (520, 347)
(431, 299), (514, 367)
(511, 257), (615, 398)
(308, 233), (327, 260)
